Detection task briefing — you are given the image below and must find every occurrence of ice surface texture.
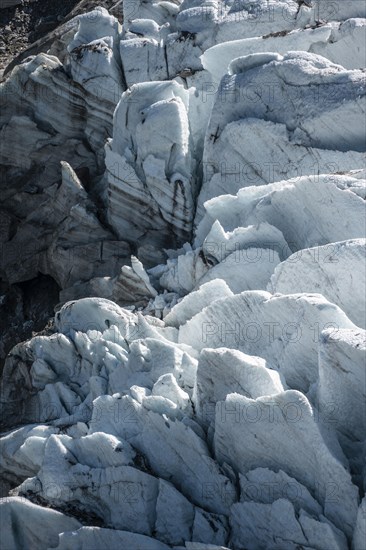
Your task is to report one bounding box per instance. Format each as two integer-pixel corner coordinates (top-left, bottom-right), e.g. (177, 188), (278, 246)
(0, 1), (366, 549)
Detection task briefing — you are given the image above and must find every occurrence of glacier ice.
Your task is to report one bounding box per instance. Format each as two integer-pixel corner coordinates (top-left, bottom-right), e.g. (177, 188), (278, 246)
(214, 391), (359, 536)
(0, 497), (81, 550)
(0, 0), (366, 549)
(178, 290), (357, 391)
(270, 239), (366, 329)
(317, 328), (366, 442)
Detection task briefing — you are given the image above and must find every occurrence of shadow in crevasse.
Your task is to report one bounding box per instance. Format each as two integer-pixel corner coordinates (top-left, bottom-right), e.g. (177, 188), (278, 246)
(0, 273), (60, 375)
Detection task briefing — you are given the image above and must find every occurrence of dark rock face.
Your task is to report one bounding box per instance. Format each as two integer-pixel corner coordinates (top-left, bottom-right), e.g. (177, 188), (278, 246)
(0, 274), (59, 373)
(0, 0), (123, 77)
(0, 0), (80, 74)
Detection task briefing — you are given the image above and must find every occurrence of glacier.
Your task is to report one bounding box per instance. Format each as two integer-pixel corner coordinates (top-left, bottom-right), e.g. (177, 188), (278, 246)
(0, 1), (365, 549)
